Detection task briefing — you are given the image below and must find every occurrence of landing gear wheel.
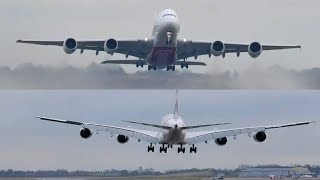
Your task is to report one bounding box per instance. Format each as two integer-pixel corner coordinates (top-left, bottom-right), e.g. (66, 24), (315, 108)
(153, 66), (156, 71)
(172, 66), (175, 71)
(181, 64), (184, 69)
(178, 145), (185, 153)
(167, 66), (170, 71)
(185, 63), (189, 69)
(190, 145), (197, 153)
(148, 65), (152, 71)
(160, 147), (167, 153)
(147, 144), (154, 152)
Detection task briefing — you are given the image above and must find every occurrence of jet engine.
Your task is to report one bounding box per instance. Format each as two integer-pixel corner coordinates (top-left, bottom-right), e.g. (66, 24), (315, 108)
(248, 42), (262, 58)
(253, 131), (267, 142)
(117, 134), (129, 144)
(104, 38), (118, 55)
(215, 137), (227, 146)
(80, 128), (92, 139)
(211, 41), (225, 57)
(63, 38), (77, 54)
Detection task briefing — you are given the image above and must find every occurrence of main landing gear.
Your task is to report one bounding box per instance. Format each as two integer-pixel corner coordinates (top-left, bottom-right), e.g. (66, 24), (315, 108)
(177, 144), (186, 153)
(190, 144), (197, 153)
(148, 65), (157, 71)
(166, 65), (175, 71)
(181, 63), (189, 69)
(147, 143), (155, 152)
(136, 61), (144, 68)
(159, 144), (167, 153)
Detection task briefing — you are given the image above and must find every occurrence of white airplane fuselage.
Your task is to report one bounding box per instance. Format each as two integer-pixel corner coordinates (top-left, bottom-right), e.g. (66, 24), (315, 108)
(157, 114), (187, 145)
(145, 9), (180, 69)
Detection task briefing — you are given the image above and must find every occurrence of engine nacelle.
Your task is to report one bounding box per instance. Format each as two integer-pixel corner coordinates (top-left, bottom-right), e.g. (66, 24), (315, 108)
(215, 137), (227, 146)
(104, 38), (118, 55)
(80, 128), (92, 139)
(63, 38), (77, 54)
(117, 134), (129, 144)
(211, 41), (225, 57)
(253, 131), (267, 142)
(248, 42), (262, 58)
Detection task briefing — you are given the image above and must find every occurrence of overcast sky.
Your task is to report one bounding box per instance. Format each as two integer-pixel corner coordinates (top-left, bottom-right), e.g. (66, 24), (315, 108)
(1, 0), (319, 73)
(0, 90), (319, 171)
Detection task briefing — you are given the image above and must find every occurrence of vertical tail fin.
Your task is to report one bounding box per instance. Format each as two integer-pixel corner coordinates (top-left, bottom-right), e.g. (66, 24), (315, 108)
(174, 90), (179, 117)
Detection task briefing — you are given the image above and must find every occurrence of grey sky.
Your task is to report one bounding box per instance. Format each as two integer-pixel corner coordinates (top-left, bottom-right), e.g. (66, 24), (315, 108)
(0, 90), (319, 170)
(1, 0), (320, 73)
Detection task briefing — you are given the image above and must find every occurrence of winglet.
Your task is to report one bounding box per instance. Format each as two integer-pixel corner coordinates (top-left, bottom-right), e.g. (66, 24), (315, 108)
(173, 90), (179, 117)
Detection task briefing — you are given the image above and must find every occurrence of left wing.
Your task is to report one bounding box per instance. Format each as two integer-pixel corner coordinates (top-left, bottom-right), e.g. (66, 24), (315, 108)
(186, 121), (314, 145)
(17, 39), (153, 59)
(177, 40), (301, 60)
(37, 116), (159, 144)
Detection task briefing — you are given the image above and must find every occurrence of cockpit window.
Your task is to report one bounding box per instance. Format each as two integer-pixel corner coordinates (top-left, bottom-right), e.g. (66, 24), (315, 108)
(163, 14), (176, 17)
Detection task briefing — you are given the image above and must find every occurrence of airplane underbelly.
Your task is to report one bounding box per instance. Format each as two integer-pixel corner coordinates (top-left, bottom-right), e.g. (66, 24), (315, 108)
(159, 129), (186, 144)
(150, 47), (176, 67)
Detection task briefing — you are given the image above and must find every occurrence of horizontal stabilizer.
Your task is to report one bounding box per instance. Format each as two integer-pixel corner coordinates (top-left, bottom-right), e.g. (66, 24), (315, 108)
(101, 60), (206, 66)
(123, 120), (171, 130)
(37, 116), (83, 125)
(101, 60), (146, 65)
(181, 122), (230, 130)
(174, 61), (206, 66)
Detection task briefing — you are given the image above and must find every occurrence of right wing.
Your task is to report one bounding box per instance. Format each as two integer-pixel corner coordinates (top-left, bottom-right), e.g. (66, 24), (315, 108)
(17, 39), (153, 60)
(37, 116), (159, 144)
(177, 40), (301, 60)
(186, 121), (314, 145)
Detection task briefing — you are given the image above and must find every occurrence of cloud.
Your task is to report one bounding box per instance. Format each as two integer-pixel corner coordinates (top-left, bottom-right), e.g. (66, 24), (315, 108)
(0, 63), (319, 89)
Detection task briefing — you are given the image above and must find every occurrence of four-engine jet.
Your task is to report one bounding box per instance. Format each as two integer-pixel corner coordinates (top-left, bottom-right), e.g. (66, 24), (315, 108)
(17, 9), (301, 71)
(37, 91), (313, 153)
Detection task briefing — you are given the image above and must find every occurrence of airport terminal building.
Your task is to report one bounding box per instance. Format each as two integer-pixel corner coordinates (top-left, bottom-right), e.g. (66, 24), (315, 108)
(239, 166), (311, 178)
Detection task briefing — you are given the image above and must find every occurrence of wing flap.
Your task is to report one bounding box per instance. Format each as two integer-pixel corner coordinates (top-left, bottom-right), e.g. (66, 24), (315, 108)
(101, 60), (147, 65)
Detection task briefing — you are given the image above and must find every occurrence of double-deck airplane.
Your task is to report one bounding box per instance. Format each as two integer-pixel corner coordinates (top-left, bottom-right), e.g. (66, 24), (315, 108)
(37, 91), (313, 153)
(17, 9), (301, 71)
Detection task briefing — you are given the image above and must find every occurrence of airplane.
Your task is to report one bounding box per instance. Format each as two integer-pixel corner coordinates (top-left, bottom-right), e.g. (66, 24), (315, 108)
(37, 91), (314, 154)
(17, 9), (301, 71)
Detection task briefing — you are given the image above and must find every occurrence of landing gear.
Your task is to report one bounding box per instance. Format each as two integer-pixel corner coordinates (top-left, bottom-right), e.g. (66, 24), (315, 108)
(167, 144), (173, 148)
(160, 144), (167, 153)
(148, 65), (157, 71)
(166, 65), (175, 71)
(177, 144), (185, 153)
(190, 144), (197, 153)
(181, 63), (189, 69)
(136, 61), (144, 68)
(147, 144), (155, 152)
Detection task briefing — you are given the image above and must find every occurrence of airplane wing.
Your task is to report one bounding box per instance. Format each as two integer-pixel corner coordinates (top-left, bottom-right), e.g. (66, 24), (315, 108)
(101, 60), (206, 66)
(37, 116), (159, 144)
(177, 40), (301, 60)
(186, 121), (314, 145)
(16, 39), (153, 59)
